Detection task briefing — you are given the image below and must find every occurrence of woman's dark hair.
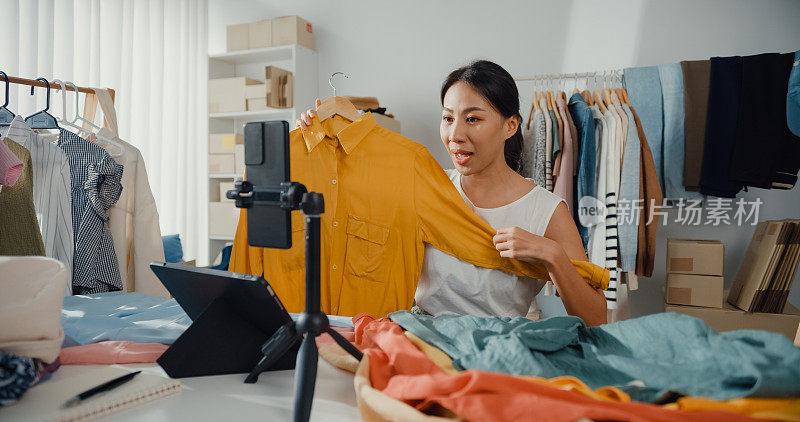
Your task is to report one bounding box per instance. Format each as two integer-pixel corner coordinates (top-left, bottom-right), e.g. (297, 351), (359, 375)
(440, 60), (523, 173)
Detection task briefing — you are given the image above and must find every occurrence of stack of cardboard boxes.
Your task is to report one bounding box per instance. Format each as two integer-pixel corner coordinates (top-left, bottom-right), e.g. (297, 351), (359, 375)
(664, 230), (800, 342)
(226, 16), (314, 51)
(208, 134), (244, 238)
(209, 66), (294, 113)
(665, 239), (725, 308)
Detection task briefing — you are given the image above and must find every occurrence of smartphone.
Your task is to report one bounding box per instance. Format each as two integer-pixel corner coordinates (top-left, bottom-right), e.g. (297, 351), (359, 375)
(243, 120), (292, 249)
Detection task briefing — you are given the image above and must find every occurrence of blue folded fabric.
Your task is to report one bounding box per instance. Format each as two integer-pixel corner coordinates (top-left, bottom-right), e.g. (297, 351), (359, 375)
(61, 292), (356, 347)
(61, 292), (191, 345)
(389, 311), (800, 402)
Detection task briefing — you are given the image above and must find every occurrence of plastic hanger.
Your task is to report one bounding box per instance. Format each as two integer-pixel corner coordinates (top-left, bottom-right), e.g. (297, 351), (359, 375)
(66, 81), (102, 131)
(59, 82), (124, 157)
(51, 79), (93, 137)
(25, 78), (60, 129)
(316, 72), (360, 122)
(0, 71), (14, 126)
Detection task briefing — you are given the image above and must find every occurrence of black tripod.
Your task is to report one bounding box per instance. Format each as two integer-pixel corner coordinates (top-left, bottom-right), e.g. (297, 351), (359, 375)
(240, 189), (363, 421)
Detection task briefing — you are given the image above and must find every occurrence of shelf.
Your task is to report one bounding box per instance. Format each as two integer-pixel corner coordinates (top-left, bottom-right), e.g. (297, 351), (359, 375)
(209, 45), (296, 65)
(209, 173), (243, 179)
(209, 235), (234, 241)
(209, 109), (293, 120)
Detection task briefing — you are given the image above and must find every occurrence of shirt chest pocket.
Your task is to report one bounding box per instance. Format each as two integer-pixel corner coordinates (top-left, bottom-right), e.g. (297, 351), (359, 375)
(344, 215), (390, 283)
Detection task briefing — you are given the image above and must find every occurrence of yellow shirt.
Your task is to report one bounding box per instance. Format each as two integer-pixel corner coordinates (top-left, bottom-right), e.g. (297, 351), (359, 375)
(230, 112), (609, 317)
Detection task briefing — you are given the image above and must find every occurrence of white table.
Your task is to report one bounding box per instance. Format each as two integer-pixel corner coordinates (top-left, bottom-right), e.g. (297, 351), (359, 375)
(45, 360), (360, 421)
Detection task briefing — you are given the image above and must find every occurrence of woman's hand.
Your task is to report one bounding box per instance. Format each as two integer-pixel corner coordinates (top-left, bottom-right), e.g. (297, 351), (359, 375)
(296, 98), (322, 130)
(492, 226), (565, 267)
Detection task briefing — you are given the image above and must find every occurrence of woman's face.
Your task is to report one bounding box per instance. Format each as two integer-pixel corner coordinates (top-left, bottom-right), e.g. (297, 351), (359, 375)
(441, 82), (518, 176)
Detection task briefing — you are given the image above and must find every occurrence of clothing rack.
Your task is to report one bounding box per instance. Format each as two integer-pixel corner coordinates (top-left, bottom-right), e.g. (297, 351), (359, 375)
(514, 69), (623, 83)
(2, 74), (115, 129)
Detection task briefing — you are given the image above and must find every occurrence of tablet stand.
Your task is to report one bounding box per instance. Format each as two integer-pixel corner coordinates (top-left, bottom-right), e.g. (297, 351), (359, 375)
(236, 188), (363, 422)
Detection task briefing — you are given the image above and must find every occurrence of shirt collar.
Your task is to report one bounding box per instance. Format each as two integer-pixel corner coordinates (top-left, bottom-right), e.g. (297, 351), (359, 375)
(301, 112), (378, 154)
(0, 115), (34, 144)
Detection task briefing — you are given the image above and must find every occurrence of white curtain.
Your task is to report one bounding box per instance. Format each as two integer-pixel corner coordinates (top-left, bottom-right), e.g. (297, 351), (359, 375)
(0, 0), (209, 263)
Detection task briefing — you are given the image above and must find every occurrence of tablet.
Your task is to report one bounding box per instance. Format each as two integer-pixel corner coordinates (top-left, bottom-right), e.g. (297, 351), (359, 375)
(149, 262), (296, 377)
(150, 262), (290, 324)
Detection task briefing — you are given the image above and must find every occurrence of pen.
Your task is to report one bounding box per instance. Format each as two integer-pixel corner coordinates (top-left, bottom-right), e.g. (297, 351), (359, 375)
(61, 371), (142, 409)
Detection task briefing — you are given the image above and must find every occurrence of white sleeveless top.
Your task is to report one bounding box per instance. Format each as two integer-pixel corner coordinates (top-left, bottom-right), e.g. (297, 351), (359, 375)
(415, 169), (566, 317)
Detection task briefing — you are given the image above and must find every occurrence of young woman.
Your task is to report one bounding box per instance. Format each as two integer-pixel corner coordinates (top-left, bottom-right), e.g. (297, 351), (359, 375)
(297, 60), (607, 326)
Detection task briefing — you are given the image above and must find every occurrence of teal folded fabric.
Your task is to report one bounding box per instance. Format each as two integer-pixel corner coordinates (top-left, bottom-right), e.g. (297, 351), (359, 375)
(388, 311), (800, 402)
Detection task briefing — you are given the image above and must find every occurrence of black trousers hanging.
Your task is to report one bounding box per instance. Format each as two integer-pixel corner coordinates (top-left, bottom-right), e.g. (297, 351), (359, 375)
(730, 52), (799, 189)
(699, 56), (743, 198)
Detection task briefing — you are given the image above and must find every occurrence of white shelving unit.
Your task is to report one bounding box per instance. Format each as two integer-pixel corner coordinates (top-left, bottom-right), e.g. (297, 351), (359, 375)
(207, 44), (318, 264)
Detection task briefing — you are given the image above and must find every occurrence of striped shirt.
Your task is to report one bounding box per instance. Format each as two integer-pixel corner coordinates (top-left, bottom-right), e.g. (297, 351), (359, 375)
(57, 129), (124, 294)
(0, 117), (73, 295)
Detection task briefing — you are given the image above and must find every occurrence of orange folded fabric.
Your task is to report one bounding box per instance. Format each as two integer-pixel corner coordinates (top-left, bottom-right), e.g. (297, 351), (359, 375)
(59, 341), (168, 365)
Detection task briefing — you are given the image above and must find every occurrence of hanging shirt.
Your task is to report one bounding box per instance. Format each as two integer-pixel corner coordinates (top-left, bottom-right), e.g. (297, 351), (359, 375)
(601, 108), (620, 310)
(415, 169), (564, 318)
(542, 99), (554, 191)
(0, 138), (44, 256)
(0, 137), (23, 186)
(1, 117), (74, 295)
(57, 129), (124, 294)
(531, 109), (547, 188)
(629, 106), (663, 278)
(618, 104), (641, 274)
(229, 113), (609, 317)
(567, 94), (597, 251)
(553, 97), (574, 209)
(94, 89), (167, 297)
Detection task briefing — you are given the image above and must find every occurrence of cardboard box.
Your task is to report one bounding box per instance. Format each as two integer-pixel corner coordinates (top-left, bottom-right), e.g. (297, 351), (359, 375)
(264, 66), (293, 108)
(248, 19), (272, 49)
(209, 77), (263, 114)
(664, 296), (800, 341)
(209, 154), (235, 174)
(209, 202), (240, 237)
(245, 84), (266, 100)
(666, 238), (724, 276)
(372, 113), (401, 134)
(219, 182), (235, 203)
(728, 220), (797, 312)
(234, 144), (245, 175)
(226, 22), (249, 51)
(666, 273), (724, 308)
(209, 133), (243, 154)
(271, 16), (314, 50)
(247, 98), (268, 111)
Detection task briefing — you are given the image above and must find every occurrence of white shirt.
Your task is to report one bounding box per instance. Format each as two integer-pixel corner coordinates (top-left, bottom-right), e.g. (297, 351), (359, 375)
(1, 117), (73, 295)
(414, 169), (565, 317)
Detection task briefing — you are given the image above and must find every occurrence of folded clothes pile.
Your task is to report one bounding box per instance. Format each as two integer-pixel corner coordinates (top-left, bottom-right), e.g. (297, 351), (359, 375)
(319, 312), (800, 421)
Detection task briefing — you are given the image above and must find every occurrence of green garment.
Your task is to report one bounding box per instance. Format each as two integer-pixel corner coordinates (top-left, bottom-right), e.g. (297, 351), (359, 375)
(549, 109), (561, 159)
(389, 311), (800, 403)
(0, 138), (44, 256)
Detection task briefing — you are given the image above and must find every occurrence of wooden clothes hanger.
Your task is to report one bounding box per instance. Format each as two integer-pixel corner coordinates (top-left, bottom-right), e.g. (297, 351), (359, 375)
(316, 72), (360, 122)
(526, 90), (539, 130)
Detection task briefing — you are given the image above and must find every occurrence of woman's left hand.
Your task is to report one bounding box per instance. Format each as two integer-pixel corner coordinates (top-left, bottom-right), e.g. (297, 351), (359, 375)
(492, 227), (564, 266)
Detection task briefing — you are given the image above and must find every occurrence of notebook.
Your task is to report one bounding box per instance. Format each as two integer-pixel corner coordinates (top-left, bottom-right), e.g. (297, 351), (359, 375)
(0, 366), (181, 422)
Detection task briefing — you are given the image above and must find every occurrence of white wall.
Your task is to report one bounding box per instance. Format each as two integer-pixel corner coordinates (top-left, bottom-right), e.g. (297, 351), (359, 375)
(208, 0), (800, 316)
